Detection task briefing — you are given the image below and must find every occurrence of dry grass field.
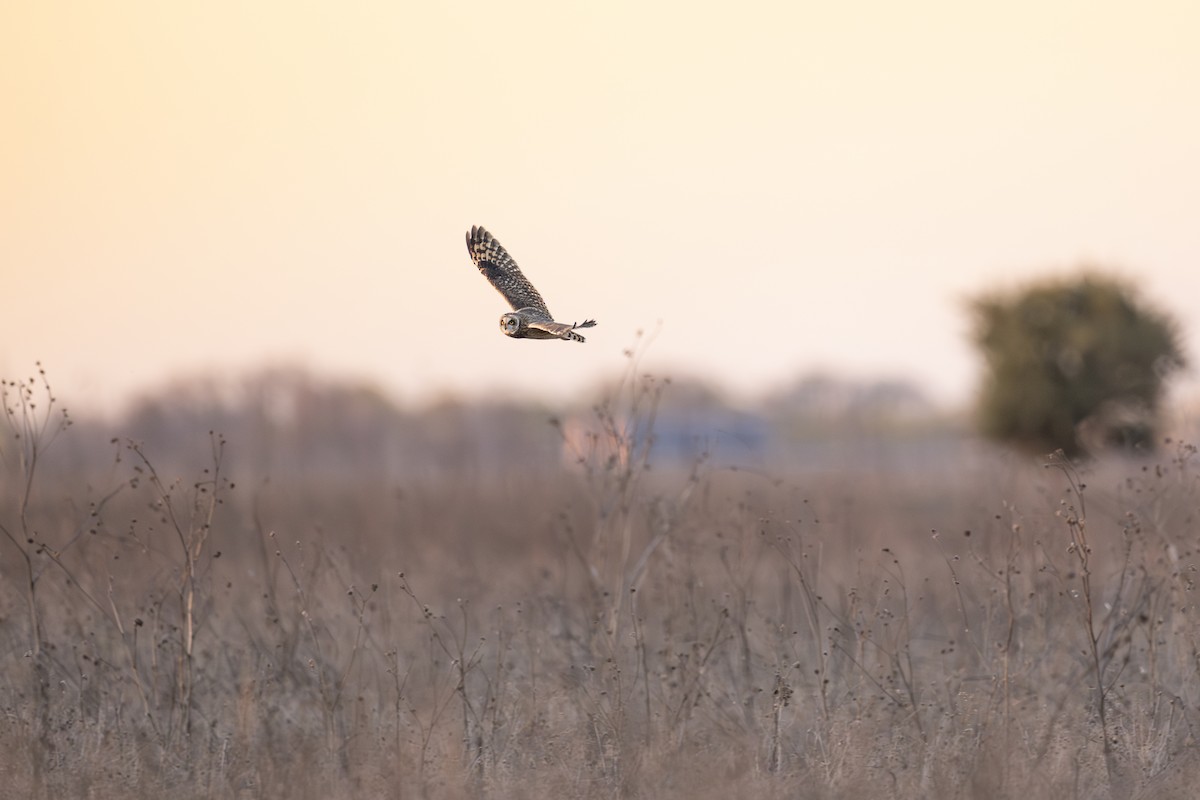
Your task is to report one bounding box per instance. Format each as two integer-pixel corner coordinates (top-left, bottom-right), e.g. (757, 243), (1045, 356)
(3, 372), (1200, 799)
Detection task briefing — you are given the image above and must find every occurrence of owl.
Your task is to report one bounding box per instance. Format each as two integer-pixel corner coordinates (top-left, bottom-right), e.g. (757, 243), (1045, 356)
(466, 226), (597, 342)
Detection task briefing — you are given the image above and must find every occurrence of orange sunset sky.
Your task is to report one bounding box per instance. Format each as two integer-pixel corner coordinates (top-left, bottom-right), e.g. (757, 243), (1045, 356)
(3, 1), (1199, 415)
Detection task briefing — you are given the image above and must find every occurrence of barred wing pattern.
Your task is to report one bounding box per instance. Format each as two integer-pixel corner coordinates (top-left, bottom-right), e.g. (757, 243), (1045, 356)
(466, 225), (551, 316)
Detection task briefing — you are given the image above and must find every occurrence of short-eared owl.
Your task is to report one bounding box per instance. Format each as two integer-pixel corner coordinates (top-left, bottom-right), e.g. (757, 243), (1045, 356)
(466, 226), (597, 342)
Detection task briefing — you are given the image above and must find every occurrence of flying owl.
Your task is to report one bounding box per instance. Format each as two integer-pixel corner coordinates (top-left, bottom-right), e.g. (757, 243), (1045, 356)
(466, 226), (597, 342)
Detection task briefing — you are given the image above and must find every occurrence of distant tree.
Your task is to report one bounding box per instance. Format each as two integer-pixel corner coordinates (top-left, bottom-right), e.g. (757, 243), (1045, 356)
(970, 272), (1186, 457)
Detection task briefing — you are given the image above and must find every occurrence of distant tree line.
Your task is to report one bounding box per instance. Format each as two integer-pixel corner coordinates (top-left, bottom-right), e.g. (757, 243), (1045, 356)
(46, 367), (954, 482)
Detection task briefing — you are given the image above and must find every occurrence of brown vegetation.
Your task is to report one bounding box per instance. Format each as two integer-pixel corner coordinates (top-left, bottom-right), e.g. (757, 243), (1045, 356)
(3, 368), (1200, 799)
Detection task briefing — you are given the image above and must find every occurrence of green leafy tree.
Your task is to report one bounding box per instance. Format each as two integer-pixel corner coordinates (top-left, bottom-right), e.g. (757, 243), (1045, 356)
(970, 272), (1185, 457)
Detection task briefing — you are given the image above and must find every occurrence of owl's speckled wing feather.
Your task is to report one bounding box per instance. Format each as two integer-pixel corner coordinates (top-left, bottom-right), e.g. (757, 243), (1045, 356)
(466, 226), (551, 316)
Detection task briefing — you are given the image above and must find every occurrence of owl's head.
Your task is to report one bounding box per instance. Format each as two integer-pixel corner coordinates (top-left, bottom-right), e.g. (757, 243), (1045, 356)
(500, 313), (522, 337)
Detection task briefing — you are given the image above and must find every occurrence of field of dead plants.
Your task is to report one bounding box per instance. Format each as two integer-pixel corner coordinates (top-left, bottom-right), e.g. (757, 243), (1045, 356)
(3, 371), (1200, 799)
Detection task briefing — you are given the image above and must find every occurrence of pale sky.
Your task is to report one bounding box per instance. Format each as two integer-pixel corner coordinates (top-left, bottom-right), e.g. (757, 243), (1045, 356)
(3, 1), (1199, 416)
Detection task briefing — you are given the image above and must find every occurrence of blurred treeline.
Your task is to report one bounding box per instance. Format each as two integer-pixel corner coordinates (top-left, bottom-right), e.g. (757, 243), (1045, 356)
(52, 366), (971, 484)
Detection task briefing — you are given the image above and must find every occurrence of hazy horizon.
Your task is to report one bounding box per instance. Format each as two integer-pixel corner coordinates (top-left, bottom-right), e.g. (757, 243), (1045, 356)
(5, 1), (1199, 415)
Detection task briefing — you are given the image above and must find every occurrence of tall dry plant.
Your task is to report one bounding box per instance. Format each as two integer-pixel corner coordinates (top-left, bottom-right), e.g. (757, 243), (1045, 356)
(0, 364), (73, 658)
(121, 432), (230, 738)
(551, 331), (709, 757)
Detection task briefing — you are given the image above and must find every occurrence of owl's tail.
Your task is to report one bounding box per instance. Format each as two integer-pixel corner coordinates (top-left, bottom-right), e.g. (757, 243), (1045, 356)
(564, 318), (597, 343)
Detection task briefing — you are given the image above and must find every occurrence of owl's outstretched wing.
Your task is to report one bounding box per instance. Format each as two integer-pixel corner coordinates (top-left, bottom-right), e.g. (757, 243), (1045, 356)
(466, 226), (551, 316)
